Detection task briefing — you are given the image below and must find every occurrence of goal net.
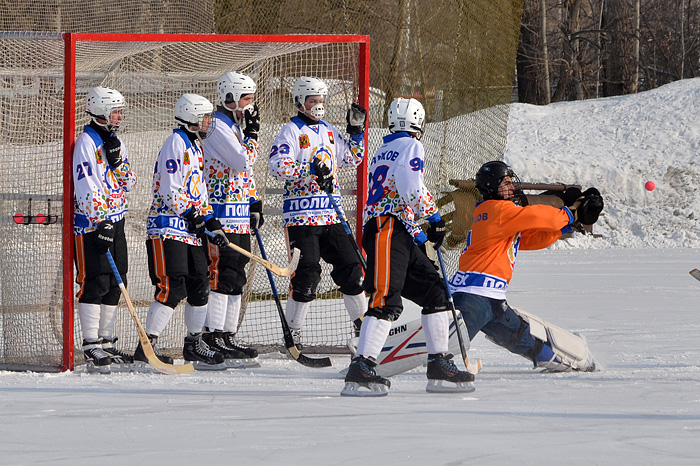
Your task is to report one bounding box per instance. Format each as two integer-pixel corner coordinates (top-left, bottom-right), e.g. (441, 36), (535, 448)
(0, 32), (369, 370)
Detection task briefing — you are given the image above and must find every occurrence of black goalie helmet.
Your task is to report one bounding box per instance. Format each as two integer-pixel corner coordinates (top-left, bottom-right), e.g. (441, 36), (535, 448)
(474, 161), (524, 202)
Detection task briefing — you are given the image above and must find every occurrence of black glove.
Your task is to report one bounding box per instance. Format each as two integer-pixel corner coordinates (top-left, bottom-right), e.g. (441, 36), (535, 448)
(346, 103), (367, 135)
(312, 158), (334, 193)
(103, 135), (122, 168)
(574, 188), (604, 225)
(426, 218), (446, 249)
(95, 220), (115, 253)
(184, 207), (206, 238)
(243, 104), (260, 141)
(561, 187), (582, 207)
(250, 200), (264, 230)
(205, 218), (229, 247)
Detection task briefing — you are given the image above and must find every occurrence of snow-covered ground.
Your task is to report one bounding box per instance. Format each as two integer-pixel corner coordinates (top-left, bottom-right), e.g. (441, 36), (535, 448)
(2, 79), (700, 465)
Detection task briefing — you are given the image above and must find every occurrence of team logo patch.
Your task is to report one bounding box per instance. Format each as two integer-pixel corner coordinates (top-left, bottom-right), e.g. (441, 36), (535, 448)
(299, 134), (310, 149)
(328, 131), (334, 144)
(183, 152), (190, 165)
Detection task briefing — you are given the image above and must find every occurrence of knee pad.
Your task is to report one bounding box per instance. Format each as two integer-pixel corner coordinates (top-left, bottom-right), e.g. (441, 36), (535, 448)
(290, 285), (317, 303)
(365, 307), (402, 322)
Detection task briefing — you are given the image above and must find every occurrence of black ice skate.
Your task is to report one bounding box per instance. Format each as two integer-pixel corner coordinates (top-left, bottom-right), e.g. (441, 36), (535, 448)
(203, 331), (260, 369)
(341, 356), (391, 397)
(101, 337), (134, 372)
(426, 353), (475, 394)
(183, 334), (227, 371)
(82, 339), (112, 374)
(133, 334), (174, 372)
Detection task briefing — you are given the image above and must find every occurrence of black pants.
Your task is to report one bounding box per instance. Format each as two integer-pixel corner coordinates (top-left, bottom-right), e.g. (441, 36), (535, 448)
(146, 237), (210, 308)
(74, 218), (127, 305)
(206, 232), (250, 295)
(362, 215), (448, 321)
(286, 223), (364, 302)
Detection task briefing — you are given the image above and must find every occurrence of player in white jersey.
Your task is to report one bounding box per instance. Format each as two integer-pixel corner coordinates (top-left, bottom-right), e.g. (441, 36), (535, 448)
(269, 76), (367, 354)
(341, 98), (474, 396)
(73, 87), (136, 372)
(136, 94), (230, 371)
(201, 72), (261, 367)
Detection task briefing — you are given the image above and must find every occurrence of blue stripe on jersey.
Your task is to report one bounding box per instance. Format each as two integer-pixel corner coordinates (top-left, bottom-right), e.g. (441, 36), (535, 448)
(83, 125), (104, 147)
(449, 270), (508, 291)
(210, 202), (249, 220)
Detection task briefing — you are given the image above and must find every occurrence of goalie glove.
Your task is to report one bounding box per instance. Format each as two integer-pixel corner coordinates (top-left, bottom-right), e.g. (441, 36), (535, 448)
(103, 135), (122, 168)
(95, 220), (115, 253)
(570, 188), (604, 225)
(346, 103), (367, 135)
(205, 218), (229, 247)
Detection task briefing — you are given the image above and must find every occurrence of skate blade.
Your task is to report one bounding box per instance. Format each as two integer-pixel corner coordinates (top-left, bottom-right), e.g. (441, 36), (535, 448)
(340, 382), (389, 397)
(426, 379), (475, 394)
(191, 361), (228, 371)
(131, 361), (164, 374)
(109, 363), (134, 373)
(225, 358), (261, 369)
(85, 362), (111, 374)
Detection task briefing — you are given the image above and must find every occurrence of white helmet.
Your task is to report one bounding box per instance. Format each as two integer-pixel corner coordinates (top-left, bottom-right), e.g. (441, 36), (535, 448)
(217, 72), (257, 107)
(86, 86), (125, 131)
(388, 98), (425, 138)
(293, 76), (328, 120)
(175, 93), (215, 137)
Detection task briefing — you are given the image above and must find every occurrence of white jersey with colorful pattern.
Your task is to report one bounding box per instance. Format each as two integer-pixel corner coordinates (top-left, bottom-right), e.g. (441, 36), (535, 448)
(269, 116), (364, 227)
(73, 125), (137, 235)
(147, 129), (213, 246)
(203, 111), (259, 234)
(363, 132), (438, 243)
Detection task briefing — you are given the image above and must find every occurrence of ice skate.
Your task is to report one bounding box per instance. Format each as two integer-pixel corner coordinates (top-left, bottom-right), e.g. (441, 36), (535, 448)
(133, 334), (174, 372)
(83, 339), (112, 374)
(203, 331), (260, 369)
(183, 334), (227, 371)
(425, 353), (475, 394)
(101, 337), (133, 372)
(340, 356), (391, 397)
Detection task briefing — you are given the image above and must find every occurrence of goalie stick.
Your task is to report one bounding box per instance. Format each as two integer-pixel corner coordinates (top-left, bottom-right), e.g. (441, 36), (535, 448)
(105, 251), (194, 375)
(690, 269), (700, 282)
(205, 230), (300, 277)
(253, 230), (332, 368)
(436, 248), (482, 374)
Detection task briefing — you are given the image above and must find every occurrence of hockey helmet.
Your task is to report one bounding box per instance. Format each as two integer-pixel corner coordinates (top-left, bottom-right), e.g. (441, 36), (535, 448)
(292, 76), (328, 119)
(86, 87), (125, 131)
(388, 98), (425, 139)
(217, 72), (256, 108)
(474, 161), (523, 201)
(174, 93), (215, 138)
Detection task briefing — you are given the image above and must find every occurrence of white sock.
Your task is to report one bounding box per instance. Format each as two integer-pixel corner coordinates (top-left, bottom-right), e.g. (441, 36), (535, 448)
(422, 312), (450, 354)
(224, 294), (242, 333)
(185, 302), (208, 335)
(98, 304), (118, 340)
(77, 303), (100, 341)
(344, 293), (366, 322)
(205, 291), (228, 331)
(286, 297), (310, 330)
(145, 301), (174, 336)
(356, 316), (391, 361)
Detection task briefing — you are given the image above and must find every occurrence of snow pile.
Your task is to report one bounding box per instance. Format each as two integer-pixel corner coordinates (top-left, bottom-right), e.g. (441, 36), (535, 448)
(504, 77), (700, 248)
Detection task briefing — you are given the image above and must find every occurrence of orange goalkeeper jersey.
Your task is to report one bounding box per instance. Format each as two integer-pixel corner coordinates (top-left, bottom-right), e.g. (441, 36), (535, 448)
(448, 199), (574, 299)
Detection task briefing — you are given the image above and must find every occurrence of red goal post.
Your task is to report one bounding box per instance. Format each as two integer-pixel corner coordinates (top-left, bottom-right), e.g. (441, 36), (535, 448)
(0, 32), (370, 371)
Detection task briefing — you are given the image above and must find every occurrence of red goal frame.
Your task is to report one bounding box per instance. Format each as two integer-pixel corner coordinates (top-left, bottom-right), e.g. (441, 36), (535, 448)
(60, 33), (370, 371)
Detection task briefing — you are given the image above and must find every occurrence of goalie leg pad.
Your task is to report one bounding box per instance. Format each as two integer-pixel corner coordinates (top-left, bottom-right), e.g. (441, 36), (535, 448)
(513, 308), (596, 372)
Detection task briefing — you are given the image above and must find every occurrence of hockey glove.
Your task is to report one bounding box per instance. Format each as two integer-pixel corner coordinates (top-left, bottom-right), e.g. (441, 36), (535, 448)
(575, 189), (604, 225)
(346, 103), (367, 135)
(426, 218), (446, 250)
(250, 200), (264, 230)
(205, 218), (229, 247)
(95, 220), (115, 253)
(103, 135), (122, 168)
(184, 207), (206, 238)
(243, 104), (260, 141)
(312, 158), (334, 193)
